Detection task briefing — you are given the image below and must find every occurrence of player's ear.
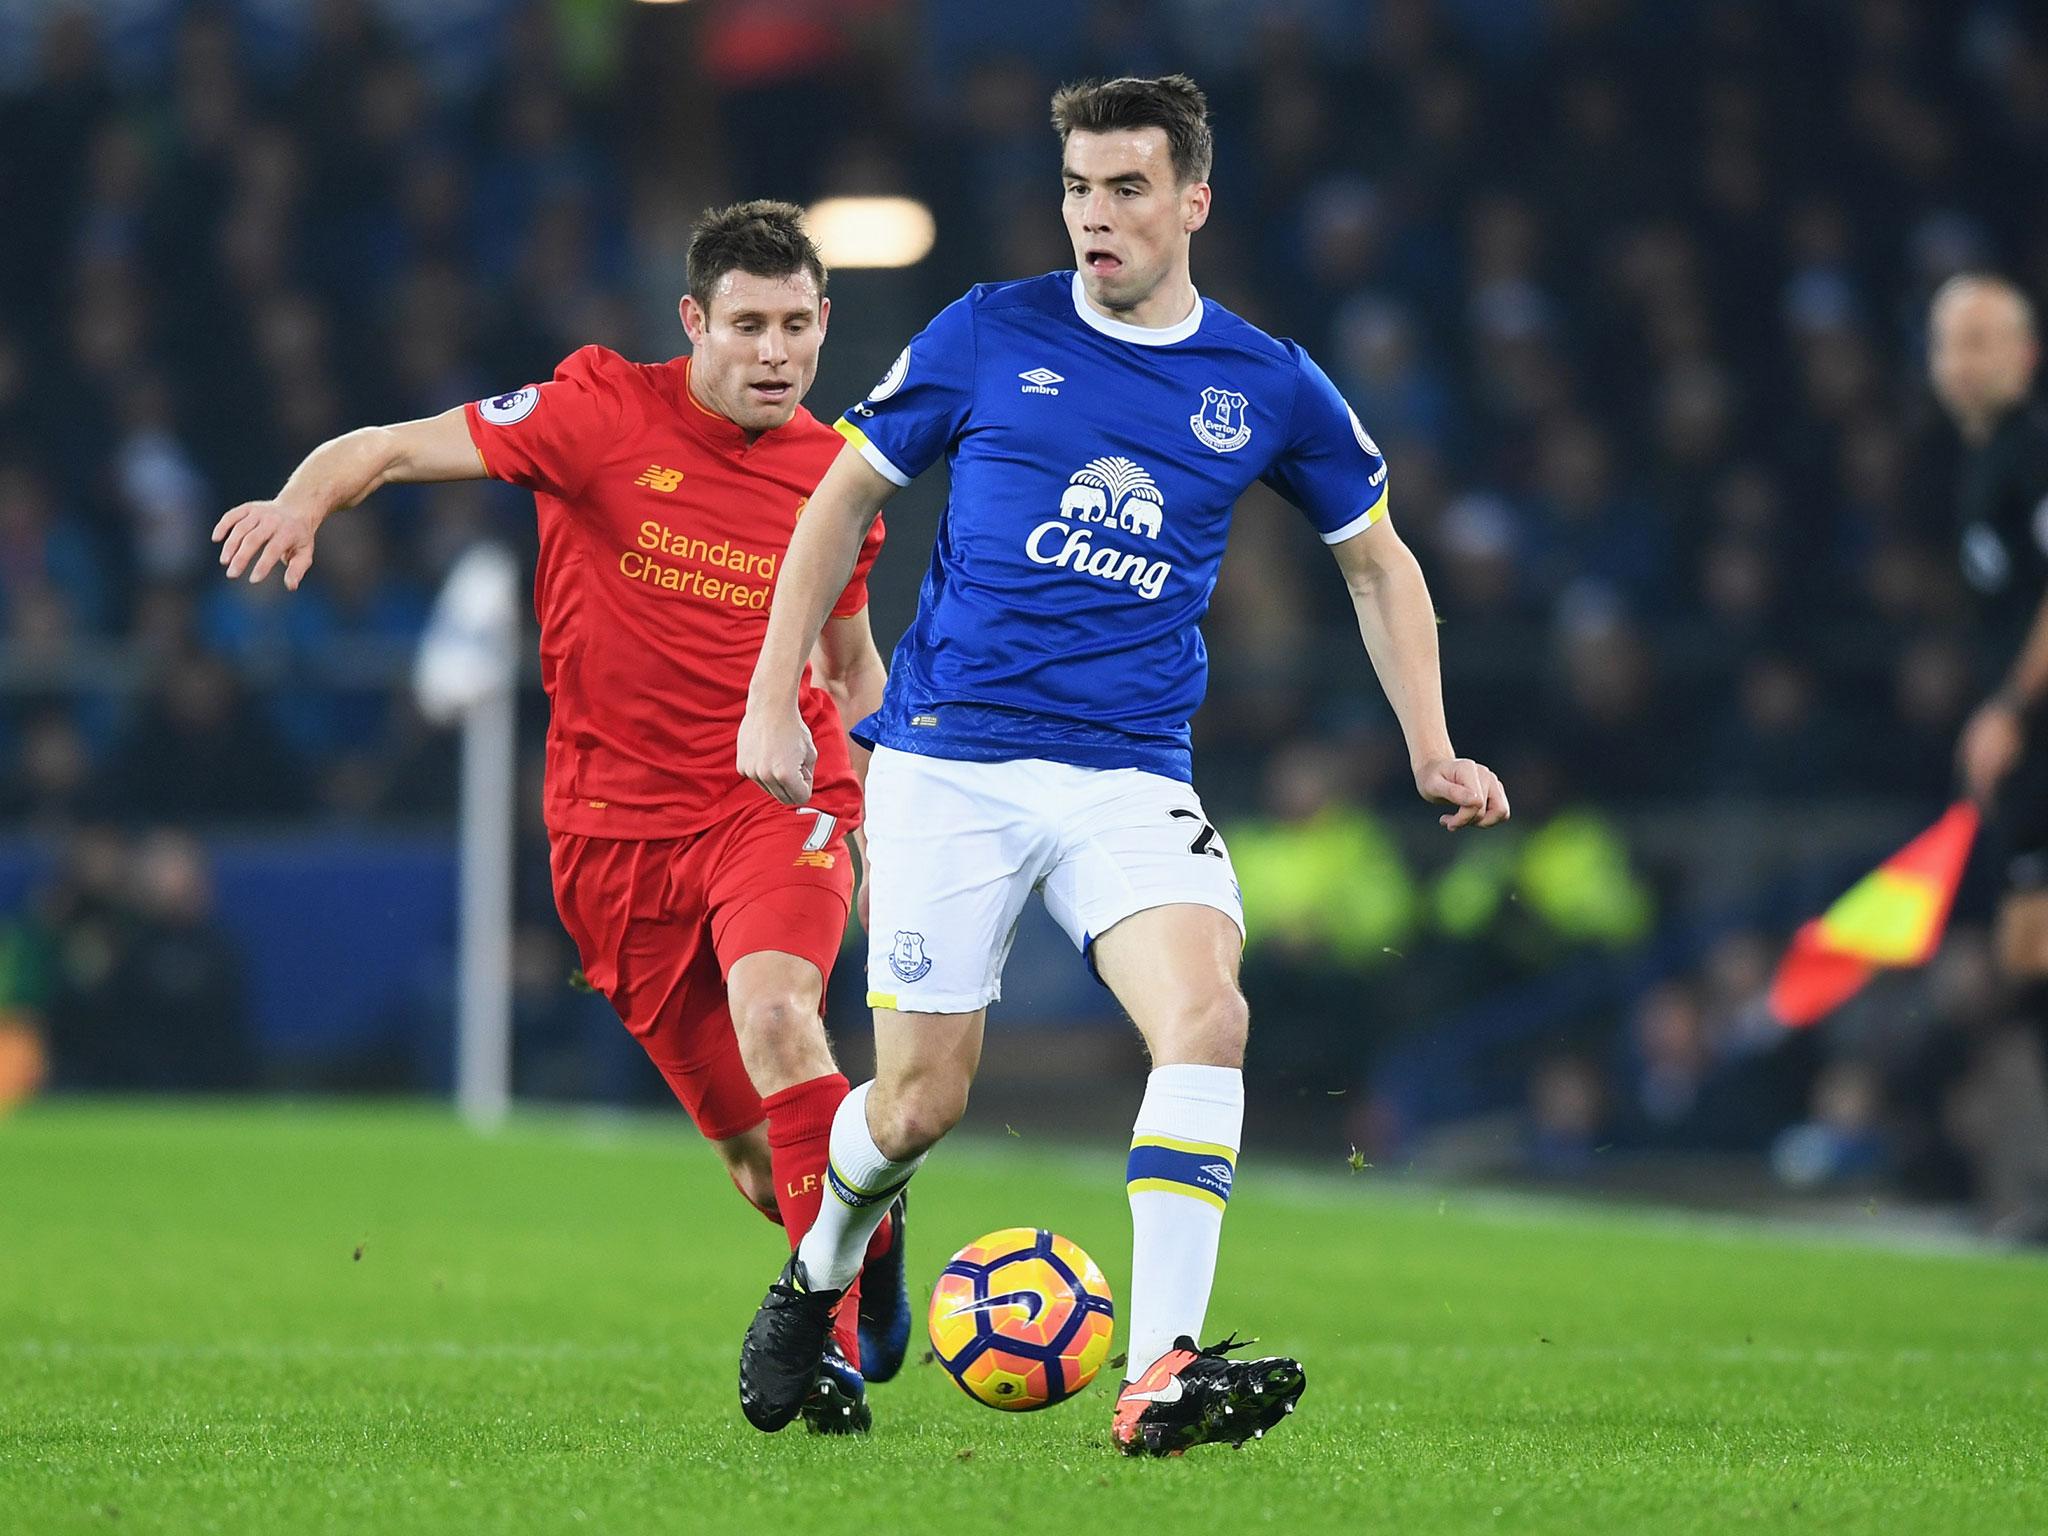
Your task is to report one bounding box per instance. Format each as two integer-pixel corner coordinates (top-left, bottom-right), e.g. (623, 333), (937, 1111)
(817, 296), (831, 337)
(679, 294), (707, 346)
(1183, 181), (1211, 236)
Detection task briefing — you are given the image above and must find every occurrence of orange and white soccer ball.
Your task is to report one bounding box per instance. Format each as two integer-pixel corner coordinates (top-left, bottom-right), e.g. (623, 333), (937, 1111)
(926, 1228), (1115, 1411)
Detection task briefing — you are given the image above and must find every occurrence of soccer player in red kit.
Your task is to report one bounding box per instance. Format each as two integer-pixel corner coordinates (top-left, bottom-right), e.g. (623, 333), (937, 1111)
(212, 202), (900, 1432)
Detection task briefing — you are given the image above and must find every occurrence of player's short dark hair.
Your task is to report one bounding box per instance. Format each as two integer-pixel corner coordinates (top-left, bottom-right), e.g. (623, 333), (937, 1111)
(687, 200), (827, 315)
(1051, 74), (1214, 186)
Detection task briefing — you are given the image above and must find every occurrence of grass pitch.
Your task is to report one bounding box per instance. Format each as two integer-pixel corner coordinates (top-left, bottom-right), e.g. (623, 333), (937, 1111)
(3, 1103), (2043, 1535)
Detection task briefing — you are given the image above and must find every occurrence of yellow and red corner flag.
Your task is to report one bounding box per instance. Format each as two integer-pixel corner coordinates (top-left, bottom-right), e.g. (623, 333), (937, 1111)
(1767, 802), (1981, 1027)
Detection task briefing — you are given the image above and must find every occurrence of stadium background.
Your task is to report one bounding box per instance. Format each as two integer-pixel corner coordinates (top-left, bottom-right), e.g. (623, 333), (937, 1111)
(3, 0), (2046, 1232)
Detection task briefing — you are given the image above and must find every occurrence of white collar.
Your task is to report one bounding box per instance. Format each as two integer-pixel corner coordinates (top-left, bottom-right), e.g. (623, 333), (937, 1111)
(1069, 270), (1204, 346)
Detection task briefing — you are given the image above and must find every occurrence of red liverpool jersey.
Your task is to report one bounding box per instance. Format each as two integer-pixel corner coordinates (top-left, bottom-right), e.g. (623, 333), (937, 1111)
(464, 345), (882, 838)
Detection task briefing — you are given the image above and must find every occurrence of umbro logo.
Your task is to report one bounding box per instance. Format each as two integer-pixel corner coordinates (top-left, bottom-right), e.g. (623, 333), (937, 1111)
(1019, 367), (1064, 396)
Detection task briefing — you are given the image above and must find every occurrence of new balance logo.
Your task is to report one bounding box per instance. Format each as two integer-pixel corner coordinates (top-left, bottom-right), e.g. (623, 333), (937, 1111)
(1018, 368), (1064, 396)
(634, 465), (684, 491)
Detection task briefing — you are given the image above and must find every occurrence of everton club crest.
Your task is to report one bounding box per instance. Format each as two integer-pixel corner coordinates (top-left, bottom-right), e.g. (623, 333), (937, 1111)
(889, 930), (933, 983)
(1190, 386), (1252, 453)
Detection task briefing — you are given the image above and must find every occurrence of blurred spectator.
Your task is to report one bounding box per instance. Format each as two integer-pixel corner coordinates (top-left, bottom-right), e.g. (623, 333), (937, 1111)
(1770, 1059), (1891, 1189)
(1230, 739), (1419, 970)
(112, 375), (212, 589)
(0, 463), (105, 634)
(1613, 937), (1813, 1157)
(1526, 1054), (1607, 1177)
(1430, 749), (1654, 977)
(1333, 295), (1456, 457)
(1705, 654), (1847, 800)
(44, 829), (255, 1092)
(0, 711), (100, 829)
(1544, 608), (1681, 805)
(1524, 416), (1663, 607)
(1230, 738), (1417, 1094)
(103, 650), (310, 821)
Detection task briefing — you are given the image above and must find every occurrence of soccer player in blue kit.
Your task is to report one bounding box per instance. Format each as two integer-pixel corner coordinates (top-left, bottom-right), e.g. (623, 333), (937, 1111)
(735, 75), (1510, 1453)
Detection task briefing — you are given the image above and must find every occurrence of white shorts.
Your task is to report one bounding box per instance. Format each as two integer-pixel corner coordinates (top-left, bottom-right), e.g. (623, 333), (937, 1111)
(862, 746), (1245, 1013)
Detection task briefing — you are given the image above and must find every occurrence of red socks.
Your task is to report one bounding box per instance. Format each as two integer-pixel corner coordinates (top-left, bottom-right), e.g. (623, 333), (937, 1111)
(762, 1071), (872, 1368)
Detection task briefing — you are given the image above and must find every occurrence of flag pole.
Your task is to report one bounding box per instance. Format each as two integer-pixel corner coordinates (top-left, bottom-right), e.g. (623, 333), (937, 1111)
(415, 545), (522, 1130)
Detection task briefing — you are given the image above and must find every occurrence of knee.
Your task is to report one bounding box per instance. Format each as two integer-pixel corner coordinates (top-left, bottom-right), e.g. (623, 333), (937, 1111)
(869, 1071), (969, 1159)
(731, 990), (816, 1045)
(730, 992), (831, 1079)
(1156, 985), (1249, 1068)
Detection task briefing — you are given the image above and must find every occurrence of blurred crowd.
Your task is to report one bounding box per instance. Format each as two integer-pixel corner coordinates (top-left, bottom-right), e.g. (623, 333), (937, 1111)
(0, 828), (251, 1099)
(10, 1), (2048, 819)
(5, 0), (2048, 1228)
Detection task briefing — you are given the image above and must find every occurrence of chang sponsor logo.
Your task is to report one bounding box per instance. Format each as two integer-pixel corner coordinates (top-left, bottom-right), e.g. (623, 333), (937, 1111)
(1024, 455), (1172, 601)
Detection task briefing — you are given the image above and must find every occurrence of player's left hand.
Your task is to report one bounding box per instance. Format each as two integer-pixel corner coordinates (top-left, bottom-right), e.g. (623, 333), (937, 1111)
(1416, 756), (1509, 830)
(1959, 697), (2025, 806)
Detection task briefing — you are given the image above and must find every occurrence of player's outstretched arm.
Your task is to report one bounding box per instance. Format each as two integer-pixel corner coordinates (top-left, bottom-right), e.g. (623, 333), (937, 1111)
(213, 408), (484, 590)
(740, 444), (898, 805)
(1330, 516), (1509, 831)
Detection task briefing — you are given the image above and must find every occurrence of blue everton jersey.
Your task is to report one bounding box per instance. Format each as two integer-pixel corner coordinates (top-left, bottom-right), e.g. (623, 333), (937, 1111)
(839, 270), (1388, 782)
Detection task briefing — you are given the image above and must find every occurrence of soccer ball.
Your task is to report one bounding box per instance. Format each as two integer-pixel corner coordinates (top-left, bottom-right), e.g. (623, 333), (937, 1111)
(927, 1227), (1115, 1411)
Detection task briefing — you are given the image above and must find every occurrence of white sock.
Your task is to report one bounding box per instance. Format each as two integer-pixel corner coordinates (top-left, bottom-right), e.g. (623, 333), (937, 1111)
(795, 1081), (924, 1292)
(1124, 1063), (1245, 1378)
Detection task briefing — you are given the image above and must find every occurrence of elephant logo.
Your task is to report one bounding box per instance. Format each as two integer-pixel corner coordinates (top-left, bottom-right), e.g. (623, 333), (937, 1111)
(1058, 456), (1166, 540)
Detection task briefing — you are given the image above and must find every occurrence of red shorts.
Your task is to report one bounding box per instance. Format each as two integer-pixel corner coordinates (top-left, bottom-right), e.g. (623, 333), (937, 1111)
(550, 800), (854, 1140)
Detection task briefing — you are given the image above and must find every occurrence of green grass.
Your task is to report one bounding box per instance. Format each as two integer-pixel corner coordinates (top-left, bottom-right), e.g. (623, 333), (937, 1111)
(2, 1103), (2043, 1535)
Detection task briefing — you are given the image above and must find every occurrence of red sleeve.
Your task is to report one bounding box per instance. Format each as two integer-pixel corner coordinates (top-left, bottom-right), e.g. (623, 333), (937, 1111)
(832, 513), (886, 618)
(463, 345), (626, 501)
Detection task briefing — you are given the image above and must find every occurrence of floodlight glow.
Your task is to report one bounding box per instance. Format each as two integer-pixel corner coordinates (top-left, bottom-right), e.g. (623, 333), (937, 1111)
(805, 197), (936, 269)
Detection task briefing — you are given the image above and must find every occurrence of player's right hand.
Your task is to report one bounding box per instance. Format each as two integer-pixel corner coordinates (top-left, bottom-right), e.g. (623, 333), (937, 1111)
(737, 696), (818, 806)
(213, 499), (319, 590)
